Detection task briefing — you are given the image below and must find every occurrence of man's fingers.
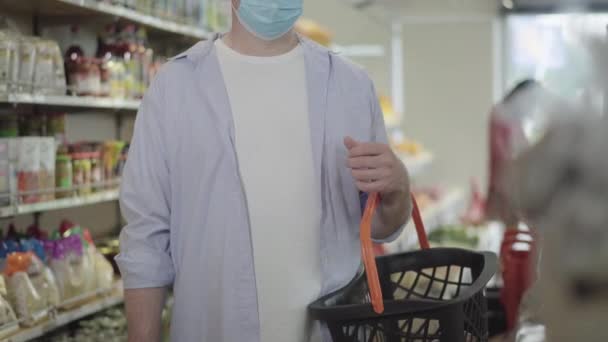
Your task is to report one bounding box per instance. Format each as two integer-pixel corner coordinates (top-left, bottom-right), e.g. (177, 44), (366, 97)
(351, 168), (387, 182)
(343, 136), (359, 150)
(348, 143), (387, 157)
(348, 155), (385, 169)
(356, 180), (384, 193)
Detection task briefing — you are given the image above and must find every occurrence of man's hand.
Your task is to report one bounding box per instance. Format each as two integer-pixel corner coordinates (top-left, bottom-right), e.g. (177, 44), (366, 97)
(344, 136), (409, 199)
(344, 136), (412, 239)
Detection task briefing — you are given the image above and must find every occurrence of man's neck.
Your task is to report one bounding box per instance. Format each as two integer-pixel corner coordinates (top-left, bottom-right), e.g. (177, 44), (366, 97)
(222, 16), (299, 57)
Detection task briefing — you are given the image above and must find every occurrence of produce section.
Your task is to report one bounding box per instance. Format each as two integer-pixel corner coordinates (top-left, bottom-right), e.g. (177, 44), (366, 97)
(384, 188), (467, 254)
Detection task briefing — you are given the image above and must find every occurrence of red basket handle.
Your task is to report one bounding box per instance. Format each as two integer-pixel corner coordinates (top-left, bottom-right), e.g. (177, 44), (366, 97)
(360, 192), (430, 314)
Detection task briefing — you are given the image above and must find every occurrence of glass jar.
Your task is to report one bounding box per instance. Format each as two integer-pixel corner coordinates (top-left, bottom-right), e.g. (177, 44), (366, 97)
(90, 151), (103, 192)
(46, 112), (66, 143)
(72, 153), (91, 196)
(99, 59), (110, 97)
(0, 112), (18, 137)
(55, 153), (73, 199)
(67, 58), (101, 97)
(106, 58), (126, 99)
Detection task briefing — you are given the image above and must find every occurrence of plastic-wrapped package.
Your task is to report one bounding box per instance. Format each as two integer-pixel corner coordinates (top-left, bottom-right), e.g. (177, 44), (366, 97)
(82, 240), (96, 294)
(4, 252), (47, 326)
(20, 239), (61, 308)
(28, 253), (60, 308)
(0, 294), (17, 337)
(0, 275), (17, 337)
(46, 236), (89, 305)
(94, 250), (114, 290)
(17, 37), (37, 93)
(64, 226), (96, 293)
(20, 238), (46, 262)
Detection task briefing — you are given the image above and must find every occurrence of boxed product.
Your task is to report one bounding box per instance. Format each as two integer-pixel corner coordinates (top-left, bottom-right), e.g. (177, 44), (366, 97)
(17, 137), (40, 204)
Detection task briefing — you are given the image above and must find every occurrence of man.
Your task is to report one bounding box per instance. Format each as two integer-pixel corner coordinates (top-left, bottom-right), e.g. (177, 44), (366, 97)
(116, 0), (412, 341)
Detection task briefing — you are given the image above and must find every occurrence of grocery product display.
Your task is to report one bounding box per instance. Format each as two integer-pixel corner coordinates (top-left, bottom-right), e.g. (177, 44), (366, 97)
(0, 0), (232, 103)
(0, 31), (66, 97)
(0, 217), (120, 339)
(0, 109), (127, 209)
(41, 296), (173, 342)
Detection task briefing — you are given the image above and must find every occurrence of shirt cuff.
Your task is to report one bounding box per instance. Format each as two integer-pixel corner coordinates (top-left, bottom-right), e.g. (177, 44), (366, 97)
(115, 252), (175, 289)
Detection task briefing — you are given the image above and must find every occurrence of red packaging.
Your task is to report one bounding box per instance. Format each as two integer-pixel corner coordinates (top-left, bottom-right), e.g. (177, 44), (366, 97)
(500, 229), (537, 331)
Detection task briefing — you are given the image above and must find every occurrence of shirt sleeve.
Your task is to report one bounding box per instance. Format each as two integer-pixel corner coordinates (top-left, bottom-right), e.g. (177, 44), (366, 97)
(115, 79), (175, 289)
(364, 79), (409, 244)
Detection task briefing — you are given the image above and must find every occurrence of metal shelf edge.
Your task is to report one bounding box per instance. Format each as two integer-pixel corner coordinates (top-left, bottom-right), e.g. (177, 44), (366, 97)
(59, 0), (210, 39)
(5, 286), (124, 342)
(0, 189), (120, 218)
(1, 94), (141, 110)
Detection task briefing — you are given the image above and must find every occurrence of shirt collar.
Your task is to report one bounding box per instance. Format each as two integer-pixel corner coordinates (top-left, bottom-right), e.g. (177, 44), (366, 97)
(169, 32), (334, 63)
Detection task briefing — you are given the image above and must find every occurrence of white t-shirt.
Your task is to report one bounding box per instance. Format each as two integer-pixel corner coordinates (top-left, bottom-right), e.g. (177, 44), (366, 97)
(215, 39), (322, 342)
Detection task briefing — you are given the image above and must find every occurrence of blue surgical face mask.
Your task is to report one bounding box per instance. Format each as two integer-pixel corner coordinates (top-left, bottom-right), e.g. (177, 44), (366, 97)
(235, 0), (303, 41)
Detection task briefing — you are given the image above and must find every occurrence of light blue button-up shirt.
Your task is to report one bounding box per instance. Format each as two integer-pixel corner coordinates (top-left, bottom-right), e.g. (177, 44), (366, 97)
(116, 34), (403, 342)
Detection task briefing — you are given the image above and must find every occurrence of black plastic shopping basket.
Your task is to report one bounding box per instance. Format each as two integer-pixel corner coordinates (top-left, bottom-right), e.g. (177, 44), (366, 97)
(309, 193), (498, 342)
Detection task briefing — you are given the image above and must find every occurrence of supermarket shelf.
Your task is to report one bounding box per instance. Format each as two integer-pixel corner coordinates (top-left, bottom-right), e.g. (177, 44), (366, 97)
(332, 44), (386, 58)
(1, 0), (210, 40)
(385, 188), (467, 253)
(5, 283), (124, 342)
(0, 93), (141, 111)
(399, 152), (434, 178)
(0, 189), (120, 218)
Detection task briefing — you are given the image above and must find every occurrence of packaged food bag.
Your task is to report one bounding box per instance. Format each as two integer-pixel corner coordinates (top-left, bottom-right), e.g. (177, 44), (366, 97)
(46, 236), (88, 304)
(93, 250), (114, 290)
(61, 226), (96, 293)
(28, 252), (60, 308)
(0, 276), (17, 338)
(4, 252), (48, 326)
(79, 228), (113, 289)
(20, 238), (47, 263)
